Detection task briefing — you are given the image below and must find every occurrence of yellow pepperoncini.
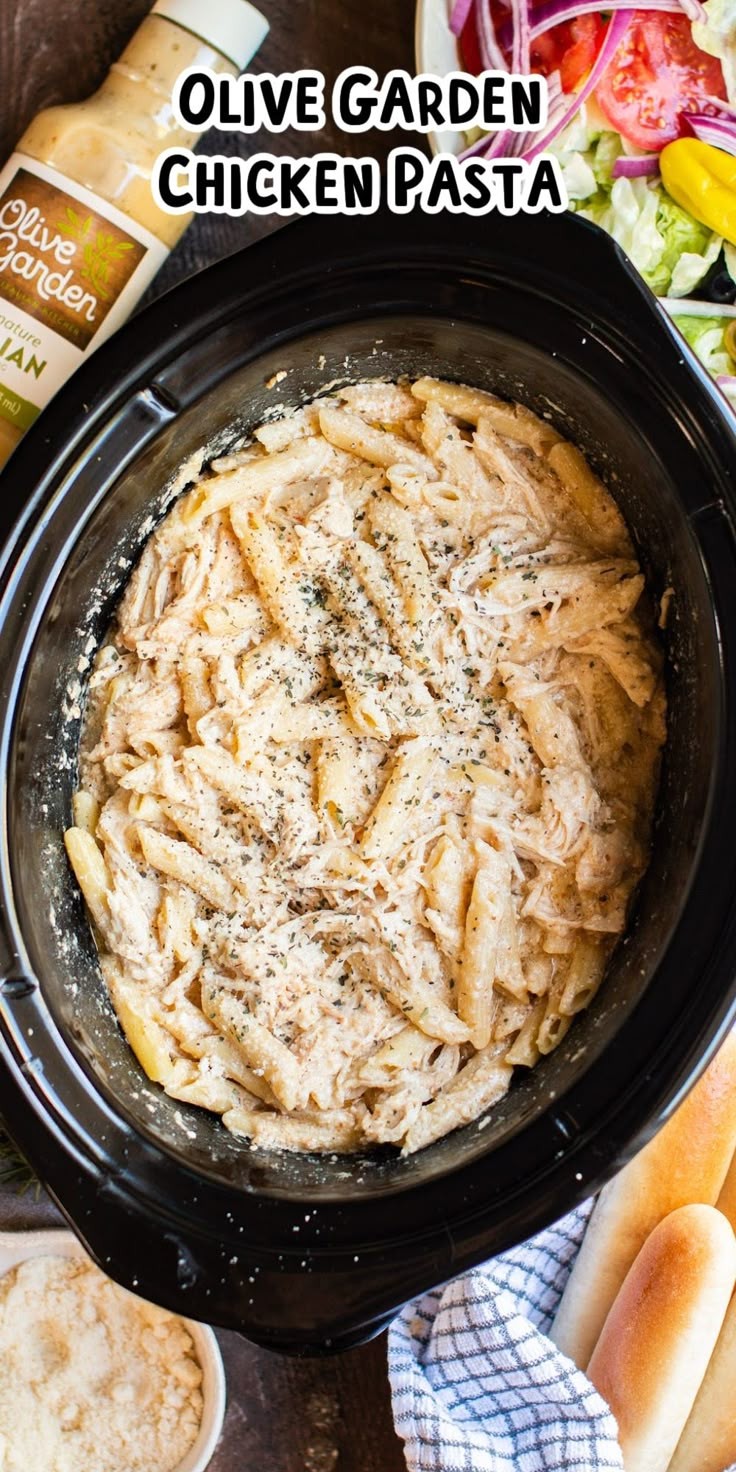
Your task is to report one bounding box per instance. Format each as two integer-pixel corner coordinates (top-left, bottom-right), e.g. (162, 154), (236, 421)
(660, 138), (736, 248)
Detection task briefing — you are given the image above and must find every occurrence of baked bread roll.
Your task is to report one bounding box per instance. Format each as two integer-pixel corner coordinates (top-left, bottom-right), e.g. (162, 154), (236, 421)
(551, 1033), (736, 1368)
(587, 1205), (736, 1472)
(668, 1289), (736, 1472)
(716, 1148), (736, 1233)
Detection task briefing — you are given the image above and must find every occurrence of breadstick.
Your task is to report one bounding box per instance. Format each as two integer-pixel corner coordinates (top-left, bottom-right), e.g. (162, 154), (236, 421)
(587, 1204), (736, 1472)
(551, 1032), (736, 1368)
(715, 1147), (736, 1233)
(668, 1289), (736, 1472)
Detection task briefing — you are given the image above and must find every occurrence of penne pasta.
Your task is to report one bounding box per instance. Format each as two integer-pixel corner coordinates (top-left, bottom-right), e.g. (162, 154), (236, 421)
(558, 935), (609, 1017)
(165, 1059), (262, 1115)
(201, 979), (306, 1113)
(64, 826), (111, 933)
(504, 998), (547, 1067)
(351, 947), (470, 1046)
(345, 538), (427, 669)
(368, 494), (435, 628)
(457, 845), (510, 1049)
(157, 888), (196, 963)
(180, 657), (212, 736)
(319, 404), (434, 474)
(230, 508), (312, 644)
(105, 963), (191, 1088)
(422, 833), (471, 964)
(411, 375), (508, 424)
(184, 745), (280, 839)
(547, 441), (631, 554)
(360, 738), (437, 861)
(138, 825), (238, 913)
(223, 1105), (361, 1152)
(183, 438), (331, 524)
(66, 377), (664, 1153)
(316, 733), (364, 831)
(72, 790), (100, 834)
(402, 1043), (513, 1154)
(411, 377), (561, 455)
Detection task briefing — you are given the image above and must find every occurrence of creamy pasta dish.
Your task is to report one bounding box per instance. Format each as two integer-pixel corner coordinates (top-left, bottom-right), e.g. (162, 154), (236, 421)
(65, 377), (666, 1154)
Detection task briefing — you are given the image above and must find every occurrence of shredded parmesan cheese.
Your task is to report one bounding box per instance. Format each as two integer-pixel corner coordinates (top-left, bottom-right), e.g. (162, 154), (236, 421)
(0, 1256), (203, 1472)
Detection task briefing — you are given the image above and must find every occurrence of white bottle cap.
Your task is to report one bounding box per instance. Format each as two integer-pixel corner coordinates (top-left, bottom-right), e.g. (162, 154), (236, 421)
(152, 0), (269, 71)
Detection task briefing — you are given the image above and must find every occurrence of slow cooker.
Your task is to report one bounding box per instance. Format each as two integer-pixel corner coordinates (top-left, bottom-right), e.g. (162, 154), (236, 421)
(1, 207), (736, 1354)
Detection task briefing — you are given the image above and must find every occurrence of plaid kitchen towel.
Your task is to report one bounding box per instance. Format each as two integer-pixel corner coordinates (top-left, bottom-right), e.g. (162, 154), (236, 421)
(388, 1200), (626, 1472)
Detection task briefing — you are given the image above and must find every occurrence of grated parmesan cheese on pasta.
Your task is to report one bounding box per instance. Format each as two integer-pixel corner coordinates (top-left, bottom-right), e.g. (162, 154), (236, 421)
(65, 377), (666, 1154)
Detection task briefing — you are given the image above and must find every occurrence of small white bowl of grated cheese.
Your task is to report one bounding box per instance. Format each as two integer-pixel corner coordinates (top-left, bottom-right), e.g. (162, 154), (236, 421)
(0, 1228), (226, 1472)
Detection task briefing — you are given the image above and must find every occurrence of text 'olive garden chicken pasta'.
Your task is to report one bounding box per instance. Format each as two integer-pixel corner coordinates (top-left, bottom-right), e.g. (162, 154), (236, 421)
(65, 377), (666, 1154)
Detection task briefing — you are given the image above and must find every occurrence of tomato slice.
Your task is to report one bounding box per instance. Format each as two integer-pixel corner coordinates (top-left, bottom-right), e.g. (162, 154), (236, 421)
(459, 8), (484, 74)
(530, 25), (568, 76)
(596, 11), (727, 150)
(460, 3), (605, 93)
(558, 15), (606, 91)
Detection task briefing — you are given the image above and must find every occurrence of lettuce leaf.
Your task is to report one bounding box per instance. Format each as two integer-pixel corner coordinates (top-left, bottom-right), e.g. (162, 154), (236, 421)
(656, 194), (723, 295)
(671, 312), (735, 376)
(591, 131), (623, 189)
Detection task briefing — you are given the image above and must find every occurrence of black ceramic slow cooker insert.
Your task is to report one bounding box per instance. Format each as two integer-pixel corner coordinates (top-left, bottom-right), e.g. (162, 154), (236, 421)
(1, 208), (736, 1355)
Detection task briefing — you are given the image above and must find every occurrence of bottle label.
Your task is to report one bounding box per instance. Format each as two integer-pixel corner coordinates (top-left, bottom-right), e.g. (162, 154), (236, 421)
(0, 153), (168, 435)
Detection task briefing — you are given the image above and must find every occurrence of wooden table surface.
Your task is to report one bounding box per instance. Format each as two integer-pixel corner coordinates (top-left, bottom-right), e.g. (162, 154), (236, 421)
(0, 3), (420, 1469)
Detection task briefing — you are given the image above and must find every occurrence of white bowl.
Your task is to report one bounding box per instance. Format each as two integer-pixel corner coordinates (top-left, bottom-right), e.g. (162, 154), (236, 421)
(415, 0), (463, 155)
(0, 1228), (226, 1472)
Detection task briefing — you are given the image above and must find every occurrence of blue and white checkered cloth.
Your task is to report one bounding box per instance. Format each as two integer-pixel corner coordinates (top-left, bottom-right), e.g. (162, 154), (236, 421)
(388, 1201), (625, 1472)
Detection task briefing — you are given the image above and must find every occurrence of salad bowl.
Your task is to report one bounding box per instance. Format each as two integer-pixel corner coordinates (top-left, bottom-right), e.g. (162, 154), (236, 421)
(416, 0), (736, 396)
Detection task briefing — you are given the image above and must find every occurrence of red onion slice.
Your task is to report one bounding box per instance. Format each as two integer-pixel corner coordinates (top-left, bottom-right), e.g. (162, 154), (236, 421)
(484, 128), (518, 157)
(509, 0), (531, 73)
(449, 0), (475, 36)
(685, 112), (736, 155)
(499, 0), (682, 50)
(612, 155), (661, 177)
(678, 0), (706, 20)
(660, 298), (736, 316)
(459, 131), (502, 160)
(476, 0), (509, 71)
(523, 11), (633, 160)
(700, 93), (736, 119)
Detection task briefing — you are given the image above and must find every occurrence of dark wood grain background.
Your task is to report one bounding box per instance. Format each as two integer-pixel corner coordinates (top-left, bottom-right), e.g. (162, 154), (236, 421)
(0, 2), (420, 1468)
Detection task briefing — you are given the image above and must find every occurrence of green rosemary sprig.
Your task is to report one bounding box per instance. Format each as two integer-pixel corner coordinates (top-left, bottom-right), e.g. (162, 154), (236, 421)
(0, 1124), (40, 1196)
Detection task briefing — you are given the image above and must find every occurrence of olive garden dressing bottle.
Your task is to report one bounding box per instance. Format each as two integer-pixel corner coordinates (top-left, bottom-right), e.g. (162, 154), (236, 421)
(0, 0), (268, 468)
